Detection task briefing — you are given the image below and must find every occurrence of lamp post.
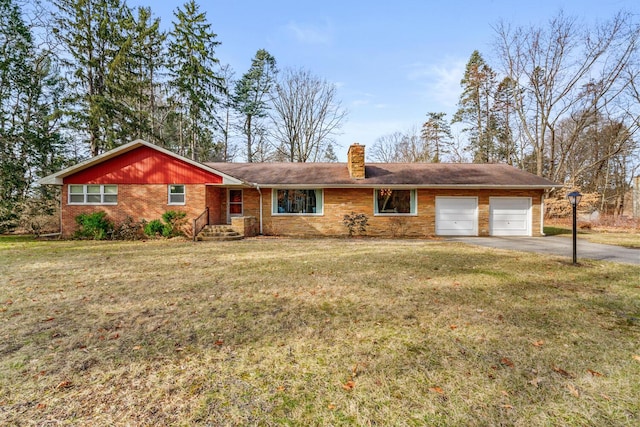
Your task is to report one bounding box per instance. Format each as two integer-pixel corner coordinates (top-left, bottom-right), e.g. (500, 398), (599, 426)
(567, 191), (582, 265)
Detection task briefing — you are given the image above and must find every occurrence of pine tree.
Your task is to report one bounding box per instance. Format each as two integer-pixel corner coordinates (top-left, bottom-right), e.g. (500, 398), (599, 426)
(492, 77), (518, 165)
(1, 0), (65, 231)
(126, 6), (166, 144)
(54, 0), (136, 156)
(452, 50), (498, 163)
(421, 112), (452, 162)
(233, 49), (277, 162)
(167, 0), (225, 161)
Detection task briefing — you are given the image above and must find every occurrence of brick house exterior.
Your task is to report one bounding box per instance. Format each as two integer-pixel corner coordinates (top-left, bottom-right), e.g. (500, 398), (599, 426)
(40, 140), (561, 238)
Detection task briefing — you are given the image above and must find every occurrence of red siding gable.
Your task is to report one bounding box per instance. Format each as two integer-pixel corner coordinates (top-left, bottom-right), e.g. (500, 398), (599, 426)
(65, 146), (223, 184)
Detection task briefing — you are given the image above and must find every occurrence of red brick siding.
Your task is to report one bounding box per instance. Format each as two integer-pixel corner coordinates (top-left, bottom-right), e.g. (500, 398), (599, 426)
(61, 184), (207, 237)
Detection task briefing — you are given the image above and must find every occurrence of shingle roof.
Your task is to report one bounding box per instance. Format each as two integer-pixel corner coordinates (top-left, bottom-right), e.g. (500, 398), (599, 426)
(206, 162), (560, 189)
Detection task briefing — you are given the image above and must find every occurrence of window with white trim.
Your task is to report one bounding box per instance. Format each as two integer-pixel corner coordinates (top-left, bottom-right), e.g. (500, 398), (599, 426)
(68, 184), (118, 205)
(229, 189), (243, 216)
(374, 189), (416, 215)
(273, 189), (323, 215)
(168, 184), (186, 205)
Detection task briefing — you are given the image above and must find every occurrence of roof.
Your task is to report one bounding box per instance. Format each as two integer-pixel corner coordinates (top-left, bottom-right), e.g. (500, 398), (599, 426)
(38, 140), (244, 186)
(39, 139), (560, 189)
(206, 162), (561, 189)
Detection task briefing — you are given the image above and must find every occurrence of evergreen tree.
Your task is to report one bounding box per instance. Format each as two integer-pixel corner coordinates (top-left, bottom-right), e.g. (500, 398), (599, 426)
(233, 49), (277, 162)
(54, 0), (135, 156)
(492, 77), (519, 165)
(126, 6), (166, 144)
(167, 0), (225, 161)
(421, 112), (452, 162)
(1, 0), (65, 231)
(452, 50), (498, 163)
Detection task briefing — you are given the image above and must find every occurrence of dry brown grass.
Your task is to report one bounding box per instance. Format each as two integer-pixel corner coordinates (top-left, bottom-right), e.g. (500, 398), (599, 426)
(1, 237), (639, 426)
(544, 220), (640, 248)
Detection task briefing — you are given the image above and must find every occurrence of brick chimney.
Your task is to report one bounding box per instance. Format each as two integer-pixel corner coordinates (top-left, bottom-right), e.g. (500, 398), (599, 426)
(347, 143), (365, 179)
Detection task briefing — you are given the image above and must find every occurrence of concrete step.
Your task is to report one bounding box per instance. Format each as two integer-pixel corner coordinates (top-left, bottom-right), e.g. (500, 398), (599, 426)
(197, 234), (244, 242)
(196, 225), (243, 241)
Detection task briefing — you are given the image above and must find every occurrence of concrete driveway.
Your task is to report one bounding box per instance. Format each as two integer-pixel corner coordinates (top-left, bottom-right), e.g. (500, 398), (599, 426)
(447, 236), (640, 265)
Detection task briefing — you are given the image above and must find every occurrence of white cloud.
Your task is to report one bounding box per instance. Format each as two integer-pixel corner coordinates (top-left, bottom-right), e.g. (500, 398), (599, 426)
(285, 20), (333, 45)
(406, 58), (466, 109)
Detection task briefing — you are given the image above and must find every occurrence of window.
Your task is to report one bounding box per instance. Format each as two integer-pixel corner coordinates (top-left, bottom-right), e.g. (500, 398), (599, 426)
(374, 189), (416, 215)
(229, 189), (243, 216)
(273, 189), (323, 215)
(169, 185), (185, 205)
(68, 184), (118, 205)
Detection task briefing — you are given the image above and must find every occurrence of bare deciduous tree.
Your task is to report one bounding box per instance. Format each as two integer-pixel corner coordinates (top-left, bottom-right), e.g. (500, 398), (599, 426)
(493, 10), (639, 181)
(270, 68), (347, 162)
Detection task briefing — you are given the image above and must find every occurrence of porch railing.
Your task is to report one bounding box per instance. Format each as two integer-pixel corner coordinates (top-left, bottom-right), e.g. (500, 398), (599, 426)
(192, 207), (209, 241)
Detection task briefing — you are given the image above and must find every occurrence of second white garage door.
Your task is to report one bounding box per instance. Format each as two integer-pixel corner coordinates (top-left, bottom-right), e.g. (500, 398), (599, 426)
(435, 197), (478, 236)
(490, 197), (531, 236)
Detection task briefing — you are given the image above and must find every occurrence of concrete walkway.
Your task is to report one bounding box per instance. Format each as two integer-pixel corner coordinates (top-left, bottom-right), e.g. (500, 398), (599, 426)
(447, 236), (640, 265)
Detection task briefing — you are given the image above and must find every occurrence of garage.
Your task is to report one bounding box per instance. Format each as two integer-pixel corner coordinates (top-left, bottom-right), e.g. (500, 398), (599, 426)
(490, 197), (531, 236)
(435, 197), (478, 236)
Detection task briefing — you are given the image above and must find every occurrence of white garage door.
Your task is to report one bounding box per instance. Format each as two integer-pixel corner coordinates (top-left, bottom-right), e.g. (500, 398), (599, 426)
(436, 197), (478, 236)
(490, 197), (531, 236)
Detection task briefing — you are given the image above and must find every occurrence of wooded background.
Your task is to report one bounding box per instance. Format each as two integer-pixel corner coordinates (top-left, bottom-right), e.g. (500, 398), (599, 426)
(1, 0), (638, 232)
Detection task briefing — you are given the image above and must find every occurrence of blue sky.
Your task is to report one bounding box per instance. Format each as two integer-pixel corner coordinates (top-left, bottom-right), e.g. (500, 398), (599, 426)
(128, 0), (639, 160)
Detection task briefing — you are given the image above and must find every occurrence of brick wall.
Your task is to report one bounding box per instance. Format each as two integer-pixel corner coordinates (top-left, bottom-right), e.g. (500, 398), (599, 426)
(61, 184), (545, 238)
(61, 184), (207, 237)
(243, 187), (544, 237)
(347, 144), (365, 179)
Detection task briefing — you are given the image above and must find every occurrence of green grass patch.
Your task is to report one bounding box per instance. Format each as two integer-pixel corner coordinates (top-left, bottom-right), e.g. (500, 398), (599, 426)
(1, 238), (639, 425)
(543, 226), (572, 236)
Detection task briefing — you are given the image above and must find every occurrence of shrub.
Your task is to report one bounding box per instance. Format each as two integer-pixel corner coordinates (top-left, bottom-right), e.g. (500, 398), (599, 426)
(343, 212), (369, 237)
(113, 216), (146, 240)
(143, 219), (165, 237)
(161, 210), (187, 237)
(143, 211), (187, 238)
(74, 211), (113, 240)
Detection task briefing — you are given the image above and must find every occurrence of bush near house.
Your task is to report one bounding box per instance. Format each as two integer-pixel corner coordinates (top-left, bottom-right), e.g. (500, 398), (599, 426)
(143, 211), (187, 238)
(74, 211), (113, 240)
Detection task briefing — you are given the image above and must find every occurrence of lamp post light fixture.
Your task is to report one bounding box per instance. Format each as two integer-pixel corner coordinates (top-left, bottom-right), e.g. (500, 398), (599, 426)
(567, 191), (582, 265)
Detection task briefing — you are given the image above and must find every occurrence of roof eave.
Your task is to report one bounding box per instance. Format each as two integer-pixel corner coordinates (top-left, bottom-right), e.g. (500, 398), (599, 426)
(253, 183), (562, 189)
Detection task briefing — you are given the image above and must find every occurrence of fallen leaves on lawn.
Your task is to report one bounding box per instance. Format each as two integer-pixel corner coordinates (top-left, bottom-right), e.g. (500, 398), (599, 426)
(532, 340), (544, 347)
(567, 383), (580, 397)
(500, 357), (514, 368)
(552, 366), (573, 378)
(342, 380), (355, 391)
(529, 377), (542, 388)
(587, 369), (603, 377)
(56, 380), (73, 390)
(633, 355), (640, 362)
(429, 386), (444, 394)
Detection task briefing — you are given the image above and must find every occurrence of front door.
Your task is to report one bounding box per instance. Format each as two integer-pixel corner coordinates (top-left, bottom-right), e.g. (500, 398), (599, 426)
(228, 189), (243, 222)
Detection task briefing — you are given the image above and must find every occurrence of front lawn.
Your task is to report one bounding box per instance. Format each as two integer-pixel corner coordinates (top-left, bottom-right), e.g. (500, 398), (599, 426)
(1, 238), (639, 425)
(544, 226), (640, 248)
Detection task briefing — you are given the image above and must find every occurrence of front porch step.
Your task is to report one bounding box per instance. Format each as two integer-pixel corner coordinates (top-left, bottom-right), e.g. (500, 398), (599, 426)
(196, 225), (243, 241)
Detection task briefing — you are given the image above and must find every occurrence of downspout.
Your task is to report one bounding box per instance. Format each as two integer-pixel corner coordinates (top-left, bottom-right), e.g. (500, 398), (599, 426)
(59, 186), (63, 236)
(540, 193), (545, 236)
(254, 184), (263, 235)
